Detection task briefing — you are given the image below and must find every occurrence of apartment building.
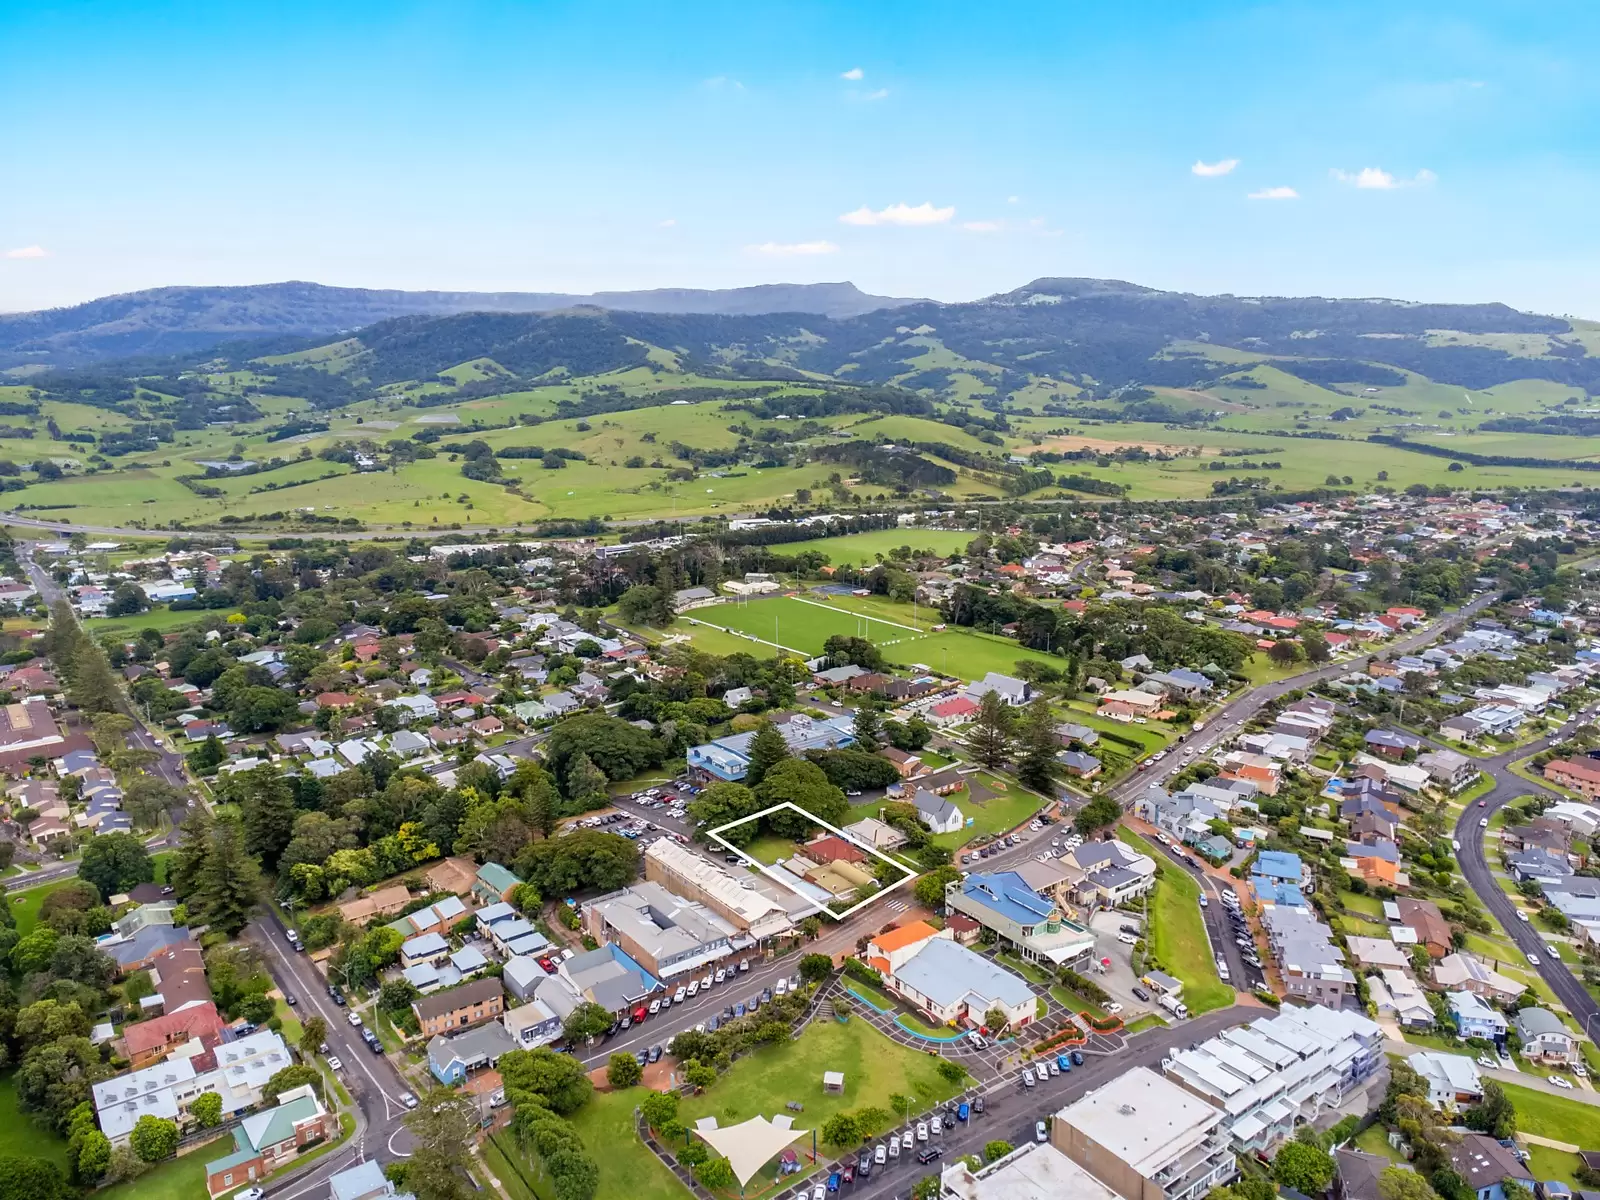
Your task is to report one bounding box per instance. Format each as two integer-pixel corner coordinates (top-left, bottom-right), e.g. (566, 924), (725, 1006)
(1261, 906), (1356, 1006)
(411, 977), (505, 1038)
(1053, 1067), (1238, 1200)
(1161, 1006), (1384, 1155)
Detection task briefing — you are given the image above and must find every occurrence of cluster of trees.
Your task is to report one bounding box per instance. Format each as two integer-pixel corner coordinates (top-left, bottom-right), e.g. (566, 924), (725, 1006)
(965, 691), (1066, 794)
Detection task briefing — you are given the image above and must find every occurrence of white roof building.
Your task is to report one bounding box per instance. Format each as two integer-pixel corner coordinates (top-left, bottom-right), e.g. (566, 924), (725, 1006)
(939, 1143), (1122, 1200)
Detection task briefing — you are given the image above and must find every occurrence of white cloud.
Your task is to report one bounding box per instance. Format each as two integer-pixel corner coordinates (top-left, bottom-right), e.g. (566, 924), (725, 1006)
(745, 240), (840, 257)
(702, 76), (745, 91)
(1331, 166), (1436, 190)
(1006, 195), (1020, 204)
(3, 246), (49, 259)
(838, 201), (955, 227)
(1247, 186), (1299, 200)
(861, 87), (889, 101)
(841, 67), (863, 80)
(658, 218), (677, 228)
(1191, 158), (1239, 177)
(962, 220), (1003, 233)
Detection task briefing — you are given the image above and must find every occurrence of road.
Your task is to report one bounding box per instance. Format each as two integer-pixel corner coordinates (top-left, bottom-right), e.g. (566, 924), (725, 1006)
(1452, 719), (1600, 1045)
(787, 1003), (1259, 1200)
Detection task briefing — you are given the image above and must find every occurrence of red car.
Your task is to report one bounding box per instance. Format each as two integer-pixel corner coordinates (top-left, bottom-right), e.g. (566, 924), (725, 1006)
(537, 957), (558, 974)
(842, 1166), (855, 1183)
(1478, 800), (1488, 808)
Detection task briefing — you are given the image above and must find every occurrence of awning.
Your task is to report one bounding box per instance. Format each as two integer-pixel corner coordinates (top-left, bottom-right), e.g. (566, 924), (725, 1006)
(693, 1115), (810, 1187)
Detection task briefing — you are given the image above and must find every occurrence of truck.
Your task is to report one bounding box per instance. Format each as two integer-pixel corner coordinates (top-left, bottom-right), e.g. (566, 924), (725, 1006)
(1159, 993), (1189, 1019)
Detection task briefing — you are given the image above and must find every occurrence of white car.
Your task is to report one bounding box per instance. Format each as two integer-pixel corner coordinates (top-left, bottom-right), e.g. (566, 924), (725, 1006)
(1047, 1059), (1059, 1076)
(902, 1131), (914, 1151)
(687, 980), (699, 997)
(1551, 1076), (1575, 1090)
(648, 999), (662, 1014)
(931, 1116), (942, 1135)
(400, 1092), (418, 1109)
(1480, 818), (1489, 828)
(1105, 1002), (1123, 1014)
(347, 1012), (363, 1027)
(327, 1055), (343, 1071)
(874, 1143), (886, 1164)
(236, 1190), (265, 1200)
(812, 1186), (826, 1200)
(1035, 1121), (1048, 1143)
(1452, 839), (1461, 851)
(674, 986), (687, 1003)
(701, 975), (713, 990)
(1518, 911), (1530, 922)
(715, 969), (726, 984)
(916, 1121), (928, 1142)
(1527, 953), (1541, 966)
(1118, 932), (1138, 945)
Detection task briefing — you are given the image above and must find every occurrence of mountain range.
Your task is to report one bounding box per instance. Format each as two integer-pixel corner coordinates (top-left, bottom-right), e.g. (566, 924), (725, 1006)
(0, 279), (919, 369)
(6, 276), (1599, 404)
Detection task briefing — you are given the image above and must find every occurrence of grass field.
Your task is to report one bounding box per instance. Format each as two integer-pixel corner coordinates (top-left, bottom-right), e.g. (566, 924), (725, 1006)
(1500, 1081), (1600, 1146)
(935, 774), (1045, 847)
(1116, 826), (1233, 1015)
(776, 529), (975, 564)
(529, 1017), (965, 1200)
(0, 1073), (69, 1167)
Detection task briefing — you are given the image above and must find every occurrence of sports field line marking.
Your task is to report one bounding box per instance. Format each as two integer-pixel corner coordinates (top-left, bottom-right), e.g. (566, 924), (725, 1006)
(682, 617), (809, 657)
(787, 594), (925, 633)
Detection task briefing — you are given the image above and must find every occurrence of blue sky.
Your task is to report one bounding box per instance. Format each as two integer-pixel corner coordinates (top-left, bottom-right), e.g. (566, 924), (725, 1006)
(3, 1), (1599, 316)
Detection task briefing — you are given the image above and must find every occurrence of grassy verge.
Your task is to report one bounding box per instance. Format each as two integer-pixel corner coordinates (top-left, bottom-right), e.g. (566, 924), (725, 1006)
(1123, 1013), (1167, 1035)
(1051, 985), (1109, 1021)
(1116, 826), (1233, 1015)
(1500, 1081), (1600, 1145)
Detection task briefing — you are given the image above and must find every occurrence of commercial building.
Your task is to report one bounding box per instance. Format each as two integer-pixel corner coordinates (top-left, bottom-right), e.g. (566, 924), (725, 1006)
(583, 881), (736, 980)
(943, 871), (1094, 968)
(559, 943), (660, 1017)
(1161, 1006), (1383, 1155)
(1052, 1066), (1238, 1200)
(687, 712), (855, 782)
(938, 1142), (1123, 1200)
(876, 934), (1038, 1030)
(643, 839), (797, 941)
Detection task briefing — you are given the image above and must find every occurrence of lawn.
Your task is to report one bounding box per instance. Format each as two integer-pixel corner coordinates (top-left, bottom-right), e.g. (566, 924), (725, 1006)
(935, 777), (1045, 848)
(0, 1073), (69, 1167)
(526, 1017), (966, 1200)
(1500, 1081), (1600, 1146)
(1352, 1123), (1403, 1162)
(777, 529), (974, 564)
(84, 606), (206, 637)
(8, 875), (77, 935)
(1122, 1013), (1167, 1036)
(1116, 826), (1233, 1015)
(1339, 890), (1386, 918)
(1525, 1144), (1582, 1189)
(742, 835), (800, 865)
(99, 1136), (231, 1200)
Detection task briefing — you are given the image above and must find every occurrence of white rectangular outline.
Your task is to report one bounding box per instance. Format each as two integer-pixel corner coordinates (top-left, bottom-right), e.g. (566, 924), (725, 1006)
(706, 800), (919, 921)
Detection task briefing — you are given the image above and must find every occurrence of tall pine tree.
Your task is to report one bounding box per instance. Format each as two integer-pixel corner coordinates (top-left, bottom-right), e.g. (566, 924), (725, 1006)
(966, 689), (1014, 768)
(169, 810), (213, 901)
(237, 766), (297, 867)
(564, 752), (608, 810)
(194, 815), (262, 936)
(851, 704), (882, 750)
(1014, 696), (1060, 793)
(744, 719), (790, 787)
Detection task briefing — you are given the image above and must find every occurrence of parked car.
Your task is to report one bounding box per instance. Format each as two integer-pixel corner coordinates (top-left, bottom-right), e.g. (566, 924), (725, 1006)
(874, 1143), (886, 1165)
(648, 999), (662, 1014)
(1070, 1050), (1084, 1066)
(673, 986), (687, 1003)
(1057, 1054), (1071, 1073)
(857, 1154), (872, 1178)
(347, 1012), (363, 1027)
(887, 1138), (900, 1159)
(1551, 1076), (1575, 1090)
(957, 1102), (969, 1122)
(1132, 986), (1151, 1002)
(1036, 1121), (1049, 1143)
(931, 1116), (942, 1135)
(1046, 1059), (1059, 1076)
(916, 1121), (928, 1142)
(326, 1056), (343, 1071)
(901, 1130), (914, 1150)
(648, 1044), (663, 1063)
(973, 1097), (985, 1115)
(1022, 1069), (1036, 1088)
(827, 1173), (840, 1193)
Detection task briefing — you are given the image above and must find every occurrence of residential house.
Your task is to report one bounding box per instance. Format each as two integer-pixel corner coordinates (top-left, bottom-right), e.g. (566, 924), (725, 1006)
(1411, 1052), (1484, 1110)
(1261, 905), (1354, 1006)
(1396, 899), (1453, 958)
(1544, 758), (1600, 800)
(427, 1021), (517, 1085)
(1448, 1134), (1536, 1200)
(1370, 969), (1434, 1030)
(203, 1085), (338, 1198)
(1448, 991), (1507, 1043)
(1433, 954), (1526, 1005)
(473, 862), (523, 905)
(1512, 1008), (1578, 1064)
(687, 712), (856, 781)
(843, 816), (908, 852)
(963, 672), (1031, 707)
(1418, 749), (1478, 793)
(912, 786), (965, 835)
(329, 1160), (411, 1200)
(1066, 840), (1158, 907)
(338, 884), (413, 927)
(122, 1000), (227, 1068)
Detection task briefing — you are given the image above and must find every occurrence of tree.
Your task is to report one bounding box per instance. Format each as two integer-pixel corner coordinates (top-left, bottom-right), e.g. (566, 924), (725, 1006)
(683, 1060), (717, 1090)
(262, 1065), (323, 1103)
(821, 1111), (862, 1147)
(757, 759), (849, 838)
(914, 866), (961, 910)
(404, 1087), (480, 1200)
(129, 1115), (178, 1163)
(1075, 794), (1122, 835)
(77, 834), (153, 902)
(1464, 1080), (1516, 1139)
(300, 1016), (329, 1058)
(640, 1090), (678, 1130)
(1014, 696), (1060, 794)
(168, 810), (213, 900)
(234, 766), (298, 866)
(1267, 639), (1303, 667)
(695, 1157), (736, 1191)
(966, 690), (1013, 768)
(564, 753), (608, 811)
(984, 1140), (1013, 1163)
(607, 1052), (643, 1088)
(1301, 630), (1332, 664)
(500, 1047), (593, 1116)
(543, 714), (665, 797)
(75, 1130), (113, 1183)
(0, 1156), (75, 1200)
(686, 782), (762, 846)
(616, 584), (672, 627)
(192, 815), (261, 935)
(1272, 1141), (1335, 1193)
(744, 719), (790, 787)
(562, 1002), (613, 1046)
(1378, 1167), (1435, 1200)
(799, 953), (833, 983)
(852, 705), (882, 750)
(189, 1092), (222, 1128)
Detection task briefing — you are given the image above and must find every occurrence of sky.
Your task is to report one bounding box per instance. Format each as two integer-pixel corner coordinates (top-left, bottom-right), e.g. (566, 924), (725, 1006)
(3, 0), (1600, 317)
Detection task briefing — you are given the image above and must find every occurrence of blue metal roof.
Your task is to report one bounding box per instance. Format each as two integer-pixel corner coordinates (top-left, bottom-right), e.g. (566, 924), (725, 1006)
(959, 872), (1053, 926)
